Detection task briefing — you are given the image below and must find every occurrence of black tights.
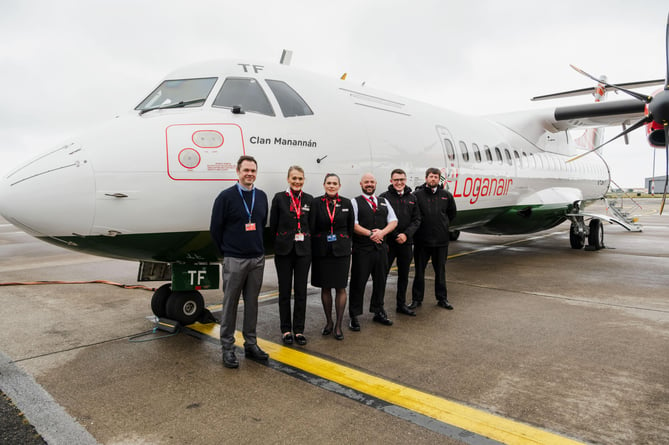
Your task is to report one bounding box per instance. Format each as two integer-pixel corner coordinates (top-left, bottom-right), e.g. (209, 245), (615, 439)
(321, 288), (347, 335)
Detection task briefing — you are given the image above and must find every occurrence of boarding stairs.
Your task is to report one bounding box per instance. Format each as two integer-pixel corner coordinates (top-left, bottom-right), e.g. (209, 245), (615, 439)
(606, 198), (643, 232)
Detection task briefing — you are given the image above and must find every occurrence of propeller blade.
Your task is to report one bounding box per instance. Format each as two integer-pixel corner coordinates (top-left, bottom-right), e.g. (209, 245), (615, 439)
(570, 64), (653, 103)
(660, 125), (669, 215)
(566, 116), (651, 163)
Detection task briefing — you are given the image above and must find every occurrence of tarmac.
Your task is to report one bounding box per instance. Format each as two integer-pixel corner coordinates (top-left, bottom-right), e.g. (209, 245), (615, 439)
(0, 199), (667, 444)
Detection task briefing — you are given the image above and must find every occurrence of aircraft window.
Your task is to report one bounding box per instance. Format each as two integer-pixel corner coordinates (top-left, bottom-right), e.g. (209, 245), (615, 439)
(135, 77), (217, 111)
(504, 149), (512, 165)
(513, 150), (520, 164)
(266, 80), (314, 117)
(494, 147), (503, 164)
(484, 146), (493, 163)
(444, 139), (456, 161)
(213, 77), (275, 116)
(472, 143), (482, 162)
(459, 141), (470, 162)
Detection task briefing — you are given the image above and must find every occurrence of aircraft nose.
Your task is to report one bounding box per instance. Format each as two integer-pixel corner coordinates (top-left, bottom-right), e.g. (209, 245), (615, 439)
(0, 142), (95, 238)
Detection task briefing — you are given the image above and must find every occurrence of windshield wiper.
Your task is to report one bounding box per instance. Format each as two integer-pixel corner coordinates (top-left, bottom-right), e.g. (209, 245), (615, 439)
(138, 98), (207, 115)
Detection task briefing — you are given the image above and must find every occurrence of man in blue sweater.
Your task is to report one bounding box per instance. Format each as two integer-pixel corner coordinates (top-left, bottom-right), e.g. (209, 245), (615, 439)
(210, 155), (269, 369)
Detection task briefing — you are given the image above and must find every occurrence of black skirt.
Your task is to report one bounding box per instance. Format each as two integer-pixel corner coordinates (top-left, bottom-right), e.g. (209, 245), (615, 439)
(311, 254), (351, 289)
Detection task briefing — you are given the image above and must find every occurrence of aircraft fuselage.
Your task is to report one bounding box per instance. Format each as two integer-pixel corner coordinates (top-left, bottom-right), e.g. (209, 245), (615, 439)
(0, 60), (610, 263)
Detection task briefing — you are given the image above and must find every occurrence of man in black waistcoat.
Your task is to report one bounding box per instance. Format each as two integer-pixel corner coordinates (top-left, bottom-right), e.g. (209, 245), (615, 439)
(379, 168), (421, 316)
(348, 173), (398, 331)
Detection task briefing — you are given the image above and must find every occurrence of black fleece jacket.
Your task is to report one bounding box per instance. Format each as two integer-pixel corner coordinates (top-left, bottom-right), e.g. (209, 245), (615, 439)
(412, 183), (457, 247)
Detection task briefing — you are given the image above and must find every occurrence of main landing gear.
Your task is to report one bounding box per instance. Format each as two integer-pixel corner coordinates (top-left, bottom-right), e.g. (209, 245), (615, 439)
(568, 202), (605, 251)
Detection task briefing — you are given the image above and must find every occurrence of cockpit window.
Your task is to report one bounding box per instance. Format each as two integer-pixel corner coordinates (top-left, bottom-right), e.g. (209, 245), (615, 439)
(212, 78), (274, 116)
(135, 77), (217, 111)
(266, 79), (313, 117)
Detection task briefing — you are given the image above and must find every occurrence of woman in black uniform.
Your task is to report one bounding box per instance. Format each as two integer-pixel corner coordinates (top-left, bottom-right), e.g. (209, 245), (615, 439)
(270, 166), (313, 346)
(309, 173), (354, 340)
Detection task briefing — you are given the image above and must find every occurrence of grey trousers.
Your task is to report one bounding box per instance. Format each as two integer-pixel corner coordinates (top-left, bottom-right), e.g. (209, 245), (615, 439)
(220, 255), (265, 350)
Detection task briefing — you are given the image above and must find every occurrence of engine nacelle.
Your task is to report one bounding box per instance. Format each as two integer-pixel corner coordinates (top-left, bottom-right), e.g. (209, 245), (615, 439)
(646, 119), (666, 147)
(645, 88), (669, 148)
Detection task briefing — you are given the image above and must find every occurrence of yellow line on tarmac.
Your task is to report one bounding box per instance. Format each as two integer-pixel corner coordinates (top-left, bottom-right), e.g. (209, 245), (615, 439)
(188, 322), (583, 445)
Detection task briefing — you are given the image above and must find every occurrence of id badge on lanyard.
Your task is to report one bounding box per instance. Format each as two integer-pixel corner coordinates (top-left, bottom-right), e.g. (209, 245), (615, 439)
(326, 198), (337, 242)
(239, 184), (256, 231)
(289, 190), (304, 241)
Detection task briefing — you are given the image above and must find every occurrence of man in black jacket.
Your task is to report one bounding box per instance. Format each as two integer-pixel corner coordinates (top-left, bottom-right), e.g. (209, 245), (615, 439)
(410, 167), (457, 310)
(379, 169), (421, 316)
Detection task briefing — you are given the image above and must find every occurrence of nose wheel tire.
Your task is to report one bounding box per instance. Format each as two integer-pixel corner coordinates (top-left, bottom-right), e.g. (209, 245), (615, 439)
(166, 290), (205, 325)
(150, 283), (172, 318)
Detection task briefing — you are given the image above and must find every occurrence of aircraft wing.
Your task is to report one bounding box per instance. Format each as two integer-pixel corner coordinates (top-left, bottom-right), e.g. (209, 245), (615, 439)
(551, 99), (645, 131)
(488, 99), (646, 139)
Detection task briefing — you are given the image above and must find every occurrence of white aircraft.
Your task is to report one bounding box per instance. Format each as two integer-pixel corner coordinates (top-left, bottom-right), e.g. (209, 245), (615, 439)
(2, 18), (668, 326)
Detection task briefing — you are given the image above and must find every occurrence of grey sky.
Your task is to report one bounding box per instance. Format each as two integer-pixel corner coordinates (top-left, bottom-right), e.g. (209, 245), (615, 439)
(1, 0), (666, 187)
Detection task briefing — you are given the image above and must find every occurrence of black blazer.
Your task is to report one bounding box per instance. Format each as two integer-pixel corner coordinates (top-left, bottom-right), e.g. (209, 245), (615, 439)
(309, 195), (354, 257)
(270, 190), (313, 256)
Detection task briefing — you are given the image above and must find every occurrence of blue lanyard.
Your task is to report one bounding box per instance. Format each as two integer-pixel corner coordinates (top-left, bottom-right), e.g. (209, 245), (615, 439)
(237, 183), (255, 222)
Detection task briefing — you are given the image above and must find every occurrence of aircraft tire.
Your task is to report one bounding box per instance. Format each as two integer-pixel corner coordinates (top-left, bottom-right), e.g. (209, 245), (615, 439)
(150, 283), (172, 318)
(569, 225), (585, 249)
(166, 290), (204, 325)
(588, 219), (604, 250)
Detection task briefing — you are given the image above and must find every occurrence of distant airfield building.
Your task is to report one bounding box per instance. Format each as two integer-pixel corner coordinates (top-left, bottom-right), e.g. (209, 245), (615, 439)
(645, 176), (668, 195)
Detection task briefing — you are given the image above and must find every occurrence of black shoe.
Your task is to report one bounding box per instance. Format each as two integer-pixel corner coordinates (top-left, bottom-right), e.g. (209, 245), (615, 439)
(408, 300), (422, 310)
(244, 344), (269, 361)
(373, 311), (393, 326)
(294, 333), (307, 346)
(437, 300), (453, 310)
(348, 316), (361, 331)
(223, 350), (239, 368)
(321, 324), (333, 336)
(333, 328), (344, 341)
(396, 304), (416, 316)
(282, 332), (294, 345)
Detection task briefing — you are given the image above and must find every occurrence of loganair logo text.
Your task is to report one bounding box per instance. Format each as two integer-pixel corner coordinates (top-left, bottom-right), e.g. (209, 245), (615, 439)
(451, 176), (512, 204)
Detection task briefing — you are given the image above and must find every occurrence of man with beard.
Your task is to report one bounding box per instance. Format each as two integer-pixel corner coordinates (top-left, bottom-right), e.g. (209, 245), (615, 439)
(348, 173), (398, 331)
(379, 169), (421, 316)
(410, 167), (457, 310)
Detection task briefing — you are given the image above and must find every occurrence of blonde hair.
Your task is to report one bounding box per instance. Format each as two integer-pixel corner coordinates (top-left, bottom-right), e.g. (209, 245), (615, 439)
(287, 165), (304, 177)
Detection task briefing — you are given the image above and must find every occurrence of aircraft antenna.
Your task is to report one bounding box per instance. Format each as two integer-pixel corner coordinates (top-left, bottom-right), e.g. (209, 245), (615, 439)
(280, 49), (293, 66)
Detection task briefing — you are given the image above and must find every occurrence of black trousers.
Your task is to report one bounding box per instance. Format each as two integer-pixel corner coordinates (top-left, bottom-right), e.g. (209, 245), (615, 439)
(274, 250), (311, 334)
(349, 244), (389, 317)
(387, 241), (413, 308)
(411, 244), (448, 303)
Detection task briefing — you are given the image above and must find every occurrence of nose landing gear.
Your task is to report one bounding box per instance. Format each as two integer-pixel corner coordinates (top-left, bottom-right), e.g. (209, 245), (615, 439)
(150, 283), (205, 325)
